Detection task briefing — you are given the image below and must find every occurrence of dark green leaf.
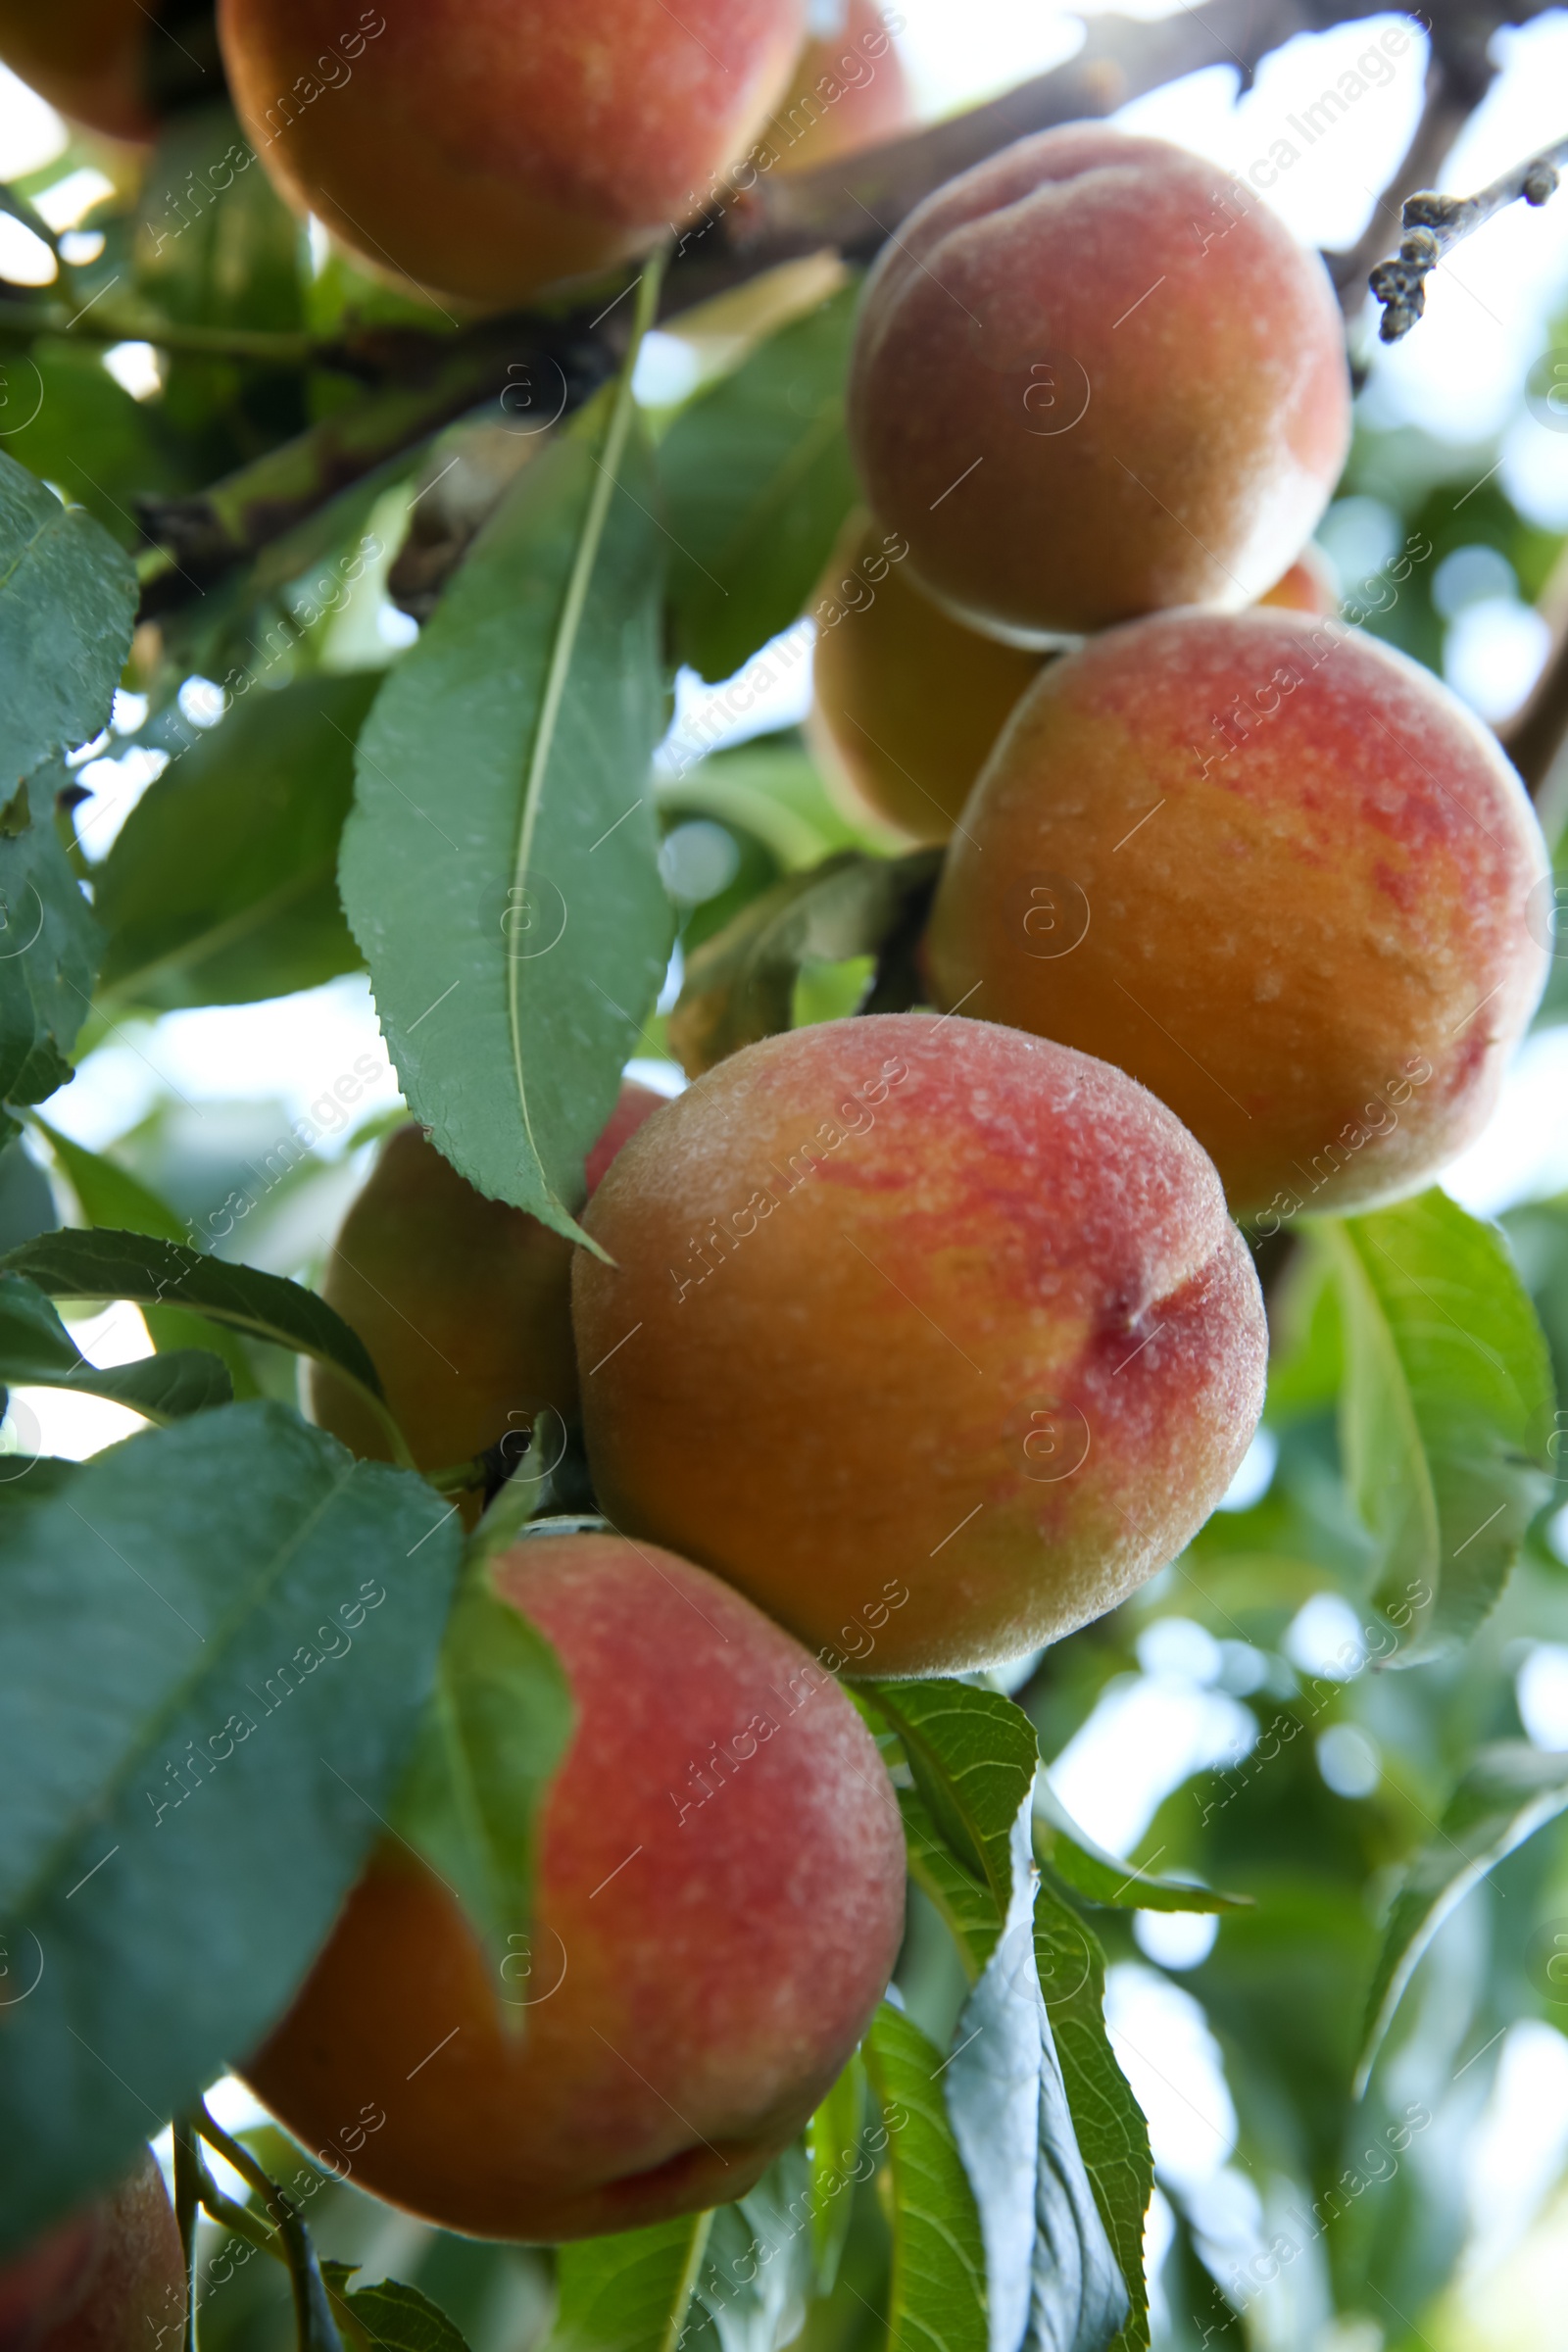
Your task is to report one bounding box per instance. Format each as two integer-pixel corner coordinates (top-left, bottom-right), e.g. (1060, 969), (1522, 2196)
(869, 1686), (1134, 2351)
(27, 1122), (263, 1400)
(3, 1228), (390, 1432)
(0, 769), (103, 1104)
(1033, 1778), (1250, 1914)
(0, 1136), (56, 1253)
(866, 1679), (1039, 1933)
(323, 2264), (473, 2352)
(1357, 1741), (1568, 2093)
(807, 2057), (867, 2293)
(0, 341), (190, 550)
(0, 450), (136, 786)
(1035, 1882), (1152, 2352)
(392, 1548), (574, 1978)
(339, 333), (672, 1248)
(668, 850), (940, 1077)
(549, 2215), (714, 2352)
(660, 287), (859, 681)
(862, 2001), (988, 2352)
(0, 1401), (463, 2253)
(0, 1270), (230, 1420)
(1322, 1192), (1556, 1656)
(95, 671), (378, 1011)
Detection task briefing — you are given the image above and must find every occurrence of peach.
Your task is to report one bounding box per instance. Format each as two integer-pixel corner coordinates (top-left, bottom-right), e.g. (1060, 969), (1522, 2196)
(1259, 546), (1338, 615)
(764, 1), (912, 175)
(244, 1533), (905, 2240)
(217, 0), (808, 309)
(846, 126), (1351, 644)
(0, 2147), (185, 2352)
(310, 1083), (663, 1480)
(925, 609), (1551, 1218)
(0, 3), (157, 141)
(808, 512), (1040, 844)
(572, 1014), (1265, 1676)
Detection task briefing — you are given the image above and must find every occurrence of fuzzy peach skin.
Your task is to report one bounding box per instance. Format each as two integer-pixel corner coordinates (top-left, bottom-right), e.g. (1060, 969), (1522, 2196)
(244, 1534), (905, 2241)
(218, 0), (807, 309)
(0, 2), (157, 140)
(0, 2148), (185, 2352)
(572, 1015), (1265, 1675)
(926, 610), (1551, 1219)
(310, 1082), (663, 1483)
(808, 512), (1041, 845)
(764, 0), (912, 174)
(846, 125), (1351, 644)
(1258, 546), (1338, 616)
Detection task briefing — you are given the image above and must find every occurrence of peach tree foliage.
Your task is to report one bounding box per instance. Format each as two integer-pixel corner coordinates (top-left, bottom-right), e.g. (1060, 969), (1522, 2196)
(0, 25), (1564, 2352)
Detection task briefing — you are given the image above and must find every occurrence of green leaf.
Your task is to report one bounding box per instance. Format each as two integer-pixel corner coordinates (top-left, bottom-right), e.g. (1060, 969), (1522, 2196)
(0, 1270), (230, 1420)
(339, 289), (673, 1250)
(659, 287), (859, 682)
(1357, 1741), (1568, 2095)
(27, 1122), (263, 1401)
(868, 1687), (1132, 2352)
(1034, 1881), (1152, 2352)
(549, 2214), (714, 2352)
(323, 2264), (473, 2352)
(687, 2143), (820, 2352)
(29, 1119), (186, 1246)
(94, 671), (379, 1012)
(0, 1401), (463, 2254)
(0, 450), (136, 786)
(1321, 1192), (1556, 1656)
(866, 1679), (1040, 1936)
(863, 2002), (988, 2352)
(0, 341), (191, 550)
(391, 1549), (574, 1980)
(1033, 1778), (1250, 1915)
(3, 1228), (392, 1438)
(807, 2057), (866, 2293)
(0, 769), (104, 1105)
(668, 849), (941, 1078)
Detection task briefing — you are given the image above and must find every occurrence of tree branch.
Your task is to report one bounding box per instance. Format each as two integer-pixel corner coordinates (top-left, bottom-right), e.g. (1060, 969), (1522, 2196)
(1369, 129), (1568, 339)
(1501, 542), (1568, 814)
(1327, 58), (1478, 313)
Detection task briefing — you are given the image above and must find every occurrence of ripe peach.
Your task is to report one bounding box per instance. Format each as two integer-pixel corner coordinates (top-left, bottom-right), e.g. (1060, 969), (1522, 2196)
(847, 126), (1351, 644)
(572, 1015), (1265, 1676)
(1259, 547), (1338, 615)
(0, 3), (156, 142)
(0, 2147), (185, 2352)
(217, 0), (808, 309)
(764, 1), (912, 175)
(310, 1083), (663, 1479)
(244, 1533), (905, 2240)
(925, 609), (1551, 1218)
(808, 512), (1040, 844)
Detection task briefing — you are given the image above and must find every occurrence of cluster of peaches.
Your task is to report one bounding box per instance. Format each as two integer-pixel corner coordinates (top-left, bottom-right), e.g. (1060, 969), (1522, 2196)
(0, 0), (1552, 2314)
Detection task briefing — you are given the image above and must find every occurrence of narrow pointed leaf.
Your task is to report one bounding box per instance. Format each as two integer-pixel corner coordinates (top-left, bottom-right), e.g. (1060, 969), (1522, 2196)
(1034, 1777), (1249, 1914)
(1357, 1741), (1568, 2094)
(864, 2001), (989, 2352)
(339, 292), (673, 1249)
(391, 1550), (574, 1982)
(323, 2265), (473, 2352)
(1321, 1193), (1555, 1656)
(659, 285), (859, 682)
(3, 1228), (387, 1410)
(866, 1679), (1040, 1923)
(0, 1271), (230, 1421)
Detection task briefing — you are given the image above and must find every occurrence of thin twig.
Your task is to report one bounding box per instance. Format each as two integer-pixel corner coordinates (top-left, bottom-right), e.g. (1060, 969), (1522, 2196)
(1328, 59), (1477, 314)
(1370, 131), (1568, 339)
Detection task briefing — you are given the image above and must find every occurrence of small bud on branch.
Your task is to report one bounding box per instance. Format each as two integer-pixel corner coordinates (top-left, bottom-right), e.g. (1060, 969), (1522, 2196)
(1370, 130), (1568, 340)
